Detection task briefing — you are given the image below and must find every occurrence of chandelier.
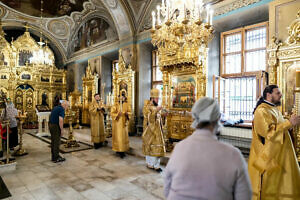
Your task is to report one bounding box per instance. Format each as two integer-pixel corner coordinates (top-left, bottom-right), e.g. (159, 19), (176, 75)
(29, 0), (53, 66)
(151, 0), (214, 66)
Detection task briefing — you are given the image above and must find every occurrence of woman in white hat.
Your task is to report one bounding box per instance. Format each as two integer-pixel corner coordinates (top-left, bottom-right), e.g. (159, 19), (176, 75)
(164, 97), (252, 200)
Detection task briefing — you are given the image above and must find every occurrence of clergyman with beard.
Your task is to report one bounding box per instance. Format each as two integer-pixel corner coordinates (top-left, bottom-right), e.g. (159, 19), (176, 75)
(248, 85), (300, 199)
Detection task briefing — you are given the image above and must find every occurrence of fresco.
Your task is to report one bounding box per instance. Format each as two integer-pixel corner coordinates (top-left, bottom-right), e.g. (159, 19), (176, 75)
(73, 18), (109, 52)
(1, 0), (88, 17)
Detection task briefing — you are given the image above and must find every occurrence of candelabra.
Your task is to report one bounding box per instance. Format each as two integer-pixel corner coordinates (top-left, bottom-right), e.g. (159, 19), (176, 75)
(151, 0), (214, 67)
(13, 113), (28, 156)
(151, 0), (214, 141)
(73, 103), (81, 129)
(64, 110), (80, 148)
(105, 93), (113, 138)
(105, 105), (112, 138)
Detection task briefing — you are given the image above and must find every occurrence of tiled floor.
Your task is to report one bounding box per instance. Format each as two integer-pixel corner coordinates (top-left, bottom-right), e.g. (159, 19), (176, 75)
(1, 129), (165, 200)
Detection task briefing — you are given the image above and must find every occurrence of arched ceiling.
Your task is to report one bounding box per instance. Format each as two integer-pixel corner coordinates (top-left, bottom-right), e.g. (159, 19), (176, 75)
(0, 0), (265, 64)
(0, 0), (89, 17)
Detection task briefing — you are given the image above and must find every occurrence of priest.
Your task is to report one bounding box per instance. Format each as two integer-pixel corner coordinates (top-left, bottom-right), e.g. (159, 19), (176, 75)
(111, 92), (131, 158)
(89, 93), (106, 149)
(249, 85), (300, 200)
(142, 88), (165, 172)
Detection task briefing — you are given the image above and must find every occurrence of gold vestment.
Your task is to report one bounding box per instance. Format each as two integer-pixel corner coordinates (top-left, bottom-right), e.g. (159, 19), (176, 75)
(248, 103), (300, 200)
(142, 102), (165, 157)
(111, 102), (131, 152)
(89, 100), (105, 143)
(143, 100), (151, 131)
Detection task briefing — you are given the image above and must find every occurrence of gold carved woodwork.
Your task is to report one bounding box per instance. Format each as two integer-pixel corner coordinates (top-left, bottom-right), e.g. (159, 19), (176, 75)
(267, 10), (300, 161)
(0, 26), (66, 123)
(82, 62), (98, 124)
(112, 49), (135, 133)
(67, 89), (82, 126)
(152, 26), (213, 140)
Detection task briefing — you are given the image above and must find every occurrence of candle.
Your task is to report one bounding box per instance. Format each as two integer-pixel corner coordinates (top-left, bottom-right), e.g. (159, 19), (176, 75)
(210, 10), (214, 25)
(108, 93), (112, 106)
(166, 0), (170, 20)
(206, 5), (210, 23)
(157, 5), (161, 25)
(184, 3), (186, 19)
(162, 0), (165, 10)
(152, 11), (156, 29)
(296, 71), (300, 87)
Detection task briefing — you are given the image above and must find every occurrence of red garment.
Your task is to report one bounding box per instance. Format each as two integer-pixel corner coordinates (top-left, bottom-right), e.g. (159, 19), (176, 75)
(0, 123), (7, 139)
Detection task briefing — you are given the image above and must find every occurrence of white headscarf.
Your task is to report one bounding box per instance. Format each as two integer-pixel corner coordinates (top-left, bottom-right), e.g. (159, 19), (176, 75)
(191, 97), (221, 130)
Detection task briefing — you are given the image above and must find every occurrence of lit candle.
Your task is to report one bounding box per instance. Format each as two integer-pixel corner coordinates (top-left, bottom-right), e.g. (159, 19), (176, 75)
(166, 0), (170, 20)
(206, 5), (210, 23)
(184, 3), (186, 19)
(108, 92), (111, 106)
(296, 71), (300, 87)
(162, 0), (165, 10)
(152, 11), (156, 29)
(209, 10), (214, 25)
(157, 5), (161, 25)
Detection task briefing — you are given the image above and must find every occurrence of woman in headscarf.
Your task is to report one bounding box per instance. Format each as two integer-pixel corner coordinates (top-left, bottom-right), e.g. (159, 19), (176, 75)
(164, 97), (252, 200)
(1, 98), (19, 150)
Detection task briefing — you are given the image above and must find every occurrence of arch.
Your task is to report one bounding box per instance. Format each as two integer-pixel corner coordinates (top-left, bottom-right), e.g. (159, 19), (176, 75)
(16, 84), (34, 91)
(100, 0), (134, 40)
(68, 11), (118, 55)
(137, 0), (159, 33)
(2, 21), (67, 67)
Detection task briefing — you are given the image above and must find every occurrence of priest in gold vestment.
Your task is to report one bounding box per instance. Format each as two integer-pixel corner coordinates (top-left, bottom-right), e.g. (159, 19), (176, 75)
(248, 85), (300, 200)
(89, 94), (106, 149)
(111, 93), (131, 158)
(142, 88), (165, 172)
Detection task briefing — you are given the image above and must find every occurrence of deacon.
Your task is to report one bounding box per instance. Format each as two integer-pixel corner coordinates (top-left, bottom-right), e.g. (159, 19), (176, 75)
(249, 85), (300, 200)
(142, 88), (165, 172)
(89, 93), (106, 149)
(111, 92), (131, 158)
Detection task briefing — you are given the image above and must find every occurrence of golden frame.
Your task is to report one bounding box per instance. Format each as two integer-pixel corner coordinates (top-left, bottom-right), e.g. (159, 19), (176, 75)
(267, 10), (300, 161)
(112, 49), (135, 133)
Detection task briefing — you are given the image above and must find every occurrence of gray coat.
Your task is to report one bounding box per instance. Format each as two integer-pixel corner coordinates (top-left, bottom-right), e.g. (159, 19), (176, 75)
(164, 129), (252, 200)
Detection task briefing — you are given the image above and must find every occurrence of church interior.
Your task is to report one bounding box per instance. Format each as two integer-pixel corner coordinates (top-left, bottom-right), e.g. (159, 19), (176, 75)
(0, 0), (299, 199)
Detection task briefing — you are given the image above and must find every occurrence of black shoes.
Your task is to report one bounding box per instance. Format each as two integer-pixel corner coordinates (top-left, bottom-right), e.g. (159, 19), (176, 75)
(52, 156), (66, 163)
(94, 143), (100, 149)
(116, 152), (126, 159)
(94, 141), (108, 149)
(146, 165), (162, 173)
(155, 168), (163, 173)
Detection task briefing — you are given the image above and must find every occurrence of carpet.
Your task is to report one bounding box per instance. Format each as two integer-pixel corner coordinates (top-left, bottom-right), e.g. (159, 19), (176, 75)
(26, 132), (93, 153)
(0, 177), (11, 199)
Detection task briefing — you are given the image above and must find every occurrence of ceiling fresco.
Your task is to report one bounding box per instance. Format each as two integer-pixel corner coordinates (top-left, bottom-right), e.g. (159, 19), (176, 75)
(0, 0), (88, 17)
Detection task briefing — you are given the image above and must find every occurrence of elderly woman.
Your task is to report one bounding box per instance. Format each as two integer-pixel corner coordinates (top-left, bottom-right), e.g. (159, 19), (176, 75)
(1, 98), (19, 150)
(164, 97), (252, 200)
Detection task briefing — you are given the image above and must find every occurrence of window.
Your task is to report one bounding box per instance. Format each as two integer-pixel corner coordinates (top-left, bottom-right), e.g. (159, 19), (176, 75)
(152, 50), (163, 97)
(112, 60), (118, 72)
(214, 22), (268, 121)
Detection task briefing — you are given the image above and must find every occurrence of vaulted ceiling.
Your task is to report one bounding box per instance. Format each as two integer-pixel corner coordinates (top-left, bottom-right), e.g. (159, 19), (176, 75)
(0, 0), (262, 65)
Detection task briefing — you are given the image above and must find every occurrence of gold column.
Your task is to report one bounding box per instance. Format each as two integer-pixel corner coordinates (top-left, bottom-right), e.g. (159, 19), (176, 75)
(295, 71), (300, 161)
